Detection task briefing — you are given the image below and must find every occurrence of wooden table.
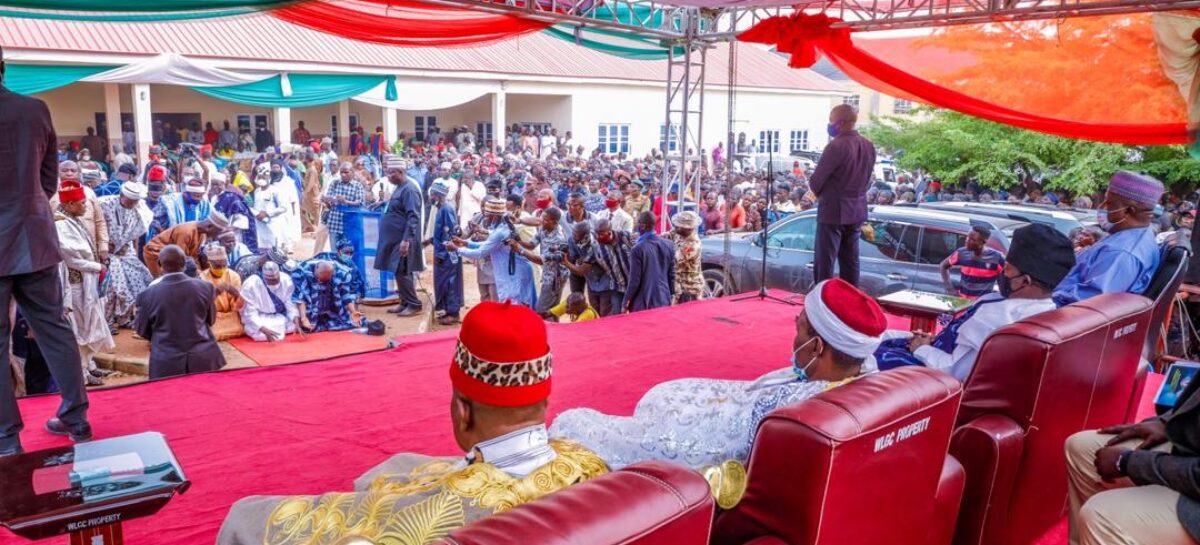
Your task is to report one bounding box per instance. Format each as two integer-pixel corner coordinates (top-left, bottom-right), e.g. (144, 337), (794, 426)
(877, 289), (973, 333)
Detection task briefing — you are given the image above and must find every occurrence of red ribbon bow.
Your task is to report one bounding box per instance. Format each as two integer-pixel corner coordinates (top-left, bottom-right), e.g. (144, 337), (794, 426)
(738, 12), (852, 69)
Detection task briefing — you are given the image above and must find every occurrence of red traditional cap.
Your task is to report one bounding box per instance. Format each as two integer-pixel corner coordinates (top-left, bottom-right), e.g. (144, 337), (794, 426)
(200, 144), (213, 154)
(803, 278), (886, 358)
(58, 180), (86, 203)
(147, 165), (168, 182)
(450, 301), (551, 407)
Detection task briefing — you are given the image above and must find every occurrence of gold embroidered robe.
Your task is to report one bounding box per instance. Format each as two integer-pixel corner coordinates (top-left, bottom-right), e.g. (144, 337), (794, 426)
(216, 440), (607, 545)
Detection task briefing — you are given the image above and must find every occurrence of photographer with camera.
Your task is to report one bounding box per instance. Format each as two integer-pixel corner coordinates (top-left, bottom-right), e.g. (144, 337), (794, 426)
(447, 196), (535, 308)
(510, 207), (569, 317)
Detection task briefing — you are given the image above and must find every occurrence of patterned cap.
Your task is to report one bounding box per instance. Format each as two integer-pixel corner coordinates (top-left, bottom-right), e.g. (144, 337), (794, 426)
(450, 301), (551, 407)
(1108, 170), (1164, 206)
(483, 196), (507, 214)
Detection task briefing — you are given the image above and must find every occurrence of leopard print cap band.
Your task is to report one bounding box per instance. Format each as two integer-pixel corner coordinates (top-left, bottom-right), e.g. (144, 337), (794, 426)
(454, 341), (552, 388)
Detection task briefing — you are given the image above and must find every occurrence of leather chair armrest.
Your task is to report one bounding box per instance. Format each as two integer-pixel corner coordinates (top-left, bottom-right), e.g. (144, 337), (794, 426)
(930, 456), (965, 545)
(949, 414), (1025, 545)
(434, 461), (714, 545)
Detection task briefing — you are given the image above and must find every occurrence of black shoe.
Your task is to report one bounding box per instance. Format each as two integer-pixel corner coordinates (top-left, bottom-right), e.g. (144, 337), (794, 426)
(90, 367), (115, 378)
(45, 419), (93, 442)
(386, 305), (407, 314)
(397, 306), (423, 317)
(0, 444), (22, 458)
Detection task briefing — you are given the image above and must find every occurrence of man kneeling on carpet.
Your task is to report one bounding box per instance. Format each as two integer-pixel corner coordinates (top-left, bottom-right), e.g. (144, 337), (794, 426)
(873, 223), (1075, 380)
(292, 260), (363, 333)
(240, 262), (302, 342)
(217, 301), (609, 545)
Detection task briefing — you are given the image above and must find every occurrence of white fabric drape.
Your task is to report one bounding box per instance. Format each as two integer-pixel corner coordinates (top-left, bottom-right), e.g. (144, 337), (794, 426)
(352, 78), (498, 110)
(1153, 13), (1200, 125)
(83, 53), (271, 87)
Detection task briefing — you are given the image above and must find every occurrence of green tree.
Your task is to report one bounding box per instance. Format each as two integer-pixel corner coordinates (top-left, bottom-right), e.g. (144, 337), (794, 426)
(862, 109), (1200, 196)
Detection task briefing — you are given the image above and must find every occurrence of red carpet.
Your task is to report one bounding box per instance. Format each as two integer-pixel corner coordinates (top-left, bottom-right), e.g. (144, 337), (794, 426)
(12, 291), (843, 543)
(226, 330), (393, 366)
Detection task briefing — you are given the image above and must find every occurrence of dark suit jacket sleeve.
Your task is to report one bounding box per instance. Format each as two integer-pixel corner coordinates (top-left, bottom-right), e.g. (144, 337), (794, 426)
(1125, 450), (1200, 501)
(404, 186), (422, 241)
(40, 102), (58, 199)
(203, 282), (216, 326)
(665, 240), (677, 296)
(134, 291), (153, 340)
(809, 139), (842, 197)
(624, 245), (644, 309)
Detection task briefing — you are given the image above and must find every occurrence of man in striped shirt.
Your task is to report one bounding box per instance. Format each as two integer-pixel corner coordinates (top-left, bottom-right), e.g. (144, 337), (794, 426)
(941, 225), (1005, 298)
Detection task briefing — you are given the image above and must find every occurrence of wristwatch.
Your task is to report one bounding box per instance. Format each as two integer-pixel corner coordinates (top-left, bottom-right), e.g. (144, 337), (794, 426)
(1117, 450), (1133, 476)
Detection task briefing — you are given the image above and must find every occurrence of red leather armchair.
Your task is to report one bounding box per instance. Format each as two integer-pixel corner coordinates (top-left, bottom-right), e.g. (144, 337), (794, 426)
(432, 461), (713, 545)
(950, 293), (1154, 545)
(712, 366), (964, 545)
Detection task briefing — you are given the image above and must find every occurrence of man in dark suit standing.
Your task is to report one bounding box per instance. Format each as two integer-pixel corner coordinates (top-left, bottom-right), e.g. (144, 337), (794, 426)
(135, 245), (226, 379)
(0, 46), (94, 455)
(376, 156), (425, 316)
(1065, 372), (1200, 544)
(624, 212), (675, 313)
(810, 104), (876, 286)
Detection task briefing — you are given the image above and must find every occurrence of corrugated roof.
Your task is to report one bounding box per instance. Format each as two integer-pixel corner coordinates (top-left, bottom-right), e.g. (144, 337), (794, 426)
(0, 13), (844, 92)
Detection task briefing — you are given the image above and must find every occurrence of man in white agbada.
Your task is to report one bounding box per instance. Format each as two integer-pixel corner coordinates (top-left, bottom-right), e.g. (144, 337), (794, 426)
(98, 181), (154, 329)
(54, 180), (115, 386)
(268, 160), (302, 253)
(550, 278), (887, 470)
(239, 262), (301, 342)
(251, 163), (286, 252)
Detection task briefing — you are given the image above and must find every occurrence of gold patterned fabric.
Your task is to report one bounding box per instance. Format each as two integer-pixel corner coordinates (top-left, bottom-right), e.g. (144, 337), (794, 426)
(229, 440), (607, 545)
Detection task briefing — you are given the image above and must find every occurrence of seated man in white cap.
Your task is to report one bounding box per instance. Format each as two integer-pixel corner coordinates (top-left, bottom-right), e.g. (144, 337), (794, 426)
(216, 301), (608, 544)
(1053, 170), (1164, 307)
(99, 180), (154, 329)
(239, 261), (300, 342)
(551, 278), (886, 470)
(153, 176), (212, 231)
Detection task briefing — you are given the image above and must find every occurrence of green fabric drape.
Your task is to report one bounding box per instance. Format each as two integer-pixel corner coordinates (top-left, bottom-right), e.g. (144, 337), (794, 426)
(4, 64), (119, 95)
(0, 7), (256, 21)
(544, 25), (682, 60)
(192, 74), (395, 108)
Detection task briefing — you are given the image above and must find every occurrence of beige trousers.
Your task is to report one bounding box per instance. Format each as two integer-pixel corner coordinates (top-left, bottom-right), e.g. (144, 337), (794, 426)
(1065, 430), (1193, 545)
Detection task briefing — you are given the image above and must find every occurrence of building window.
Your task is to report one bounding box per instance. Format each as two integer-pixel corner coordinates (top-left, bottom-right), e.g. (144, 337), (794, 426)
(789, 130), (809, 152)
(476, 122), (493, 147)
(598, 124), (630, 154)
(519, 122), (551, 135)
(757, 130), (780, 154)
(660, 123), (680, 153)
(893, 99), (913, 115)
(414, 115), (437, 141)
(843, 94), (860, 111)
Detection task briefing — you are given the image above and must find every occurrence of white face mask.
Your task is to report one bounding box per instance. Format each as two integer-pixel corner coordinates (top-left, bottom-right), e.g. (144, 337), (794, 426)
(255, 177), (269, 188)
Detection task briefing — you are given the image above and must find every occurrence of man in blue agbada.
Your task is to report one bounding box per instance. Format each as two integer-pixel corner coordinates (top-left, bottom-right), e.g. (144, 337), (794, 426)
(448, 196), (536, 308)
(429, 181), (464, 325)
(311, 238), (366, 300)
(1052, 171), (1164, 307)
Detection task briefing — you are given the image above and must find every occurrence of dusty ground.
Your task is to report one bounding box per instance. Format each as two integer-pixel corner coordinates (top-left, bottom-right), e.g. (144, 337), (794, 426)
(90, 233), (486, 390)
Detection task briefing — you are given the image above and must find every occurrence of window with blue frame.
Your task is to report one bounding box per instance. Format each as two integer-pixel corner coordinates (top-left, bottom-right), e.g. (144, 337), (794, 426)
(598, 124), (630, 154)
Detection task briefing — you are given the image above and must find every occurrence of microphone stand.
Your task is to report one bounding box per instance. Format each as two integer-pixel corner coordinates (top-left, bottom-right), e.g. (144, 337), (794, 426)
(734, 131), (797, 305)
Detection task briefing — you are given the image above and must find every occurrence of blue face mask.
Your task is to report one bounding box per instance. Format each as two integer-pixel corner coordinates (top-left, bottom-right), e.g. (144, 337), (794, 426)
(826, 123), (839, 138)
(790, 337), (819, 381)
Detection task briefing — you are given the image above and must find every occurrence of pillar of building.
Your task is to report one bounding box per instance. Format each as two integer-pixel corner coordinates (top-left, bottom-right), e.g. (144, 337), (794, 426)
(274, 107), (291, 148)
(131, 83), (153, 168)
(382, 107), (398, 151)
(338, 100), (351, 154)
(103, 84), (122, 158)
(491, 87), (507, 151)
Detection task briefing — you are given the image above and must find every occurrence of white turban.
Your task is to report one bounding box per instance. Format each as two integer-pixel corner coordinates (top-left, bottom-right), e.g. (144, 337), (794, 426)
(804, 280), (884, 358)
(120, 181), (147, 200)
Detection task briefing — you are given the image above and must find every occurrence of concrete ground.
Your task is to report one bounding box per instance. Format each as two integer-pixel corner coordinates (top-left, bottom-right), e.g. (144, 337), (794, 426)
(91, 232), (485, 389)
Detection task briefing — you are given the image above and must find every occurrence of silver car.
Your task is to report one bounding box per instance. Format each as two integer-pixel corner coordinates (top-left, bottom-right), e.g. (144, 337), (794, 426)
(700, 206), (1023, 298)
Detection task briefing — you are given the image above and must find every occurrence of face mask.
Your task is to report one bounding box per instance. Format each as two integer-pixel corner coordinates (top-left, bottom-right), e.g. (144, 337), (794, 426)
(997, 272), (1024, 298)
(536, 198), (552, 209)
(255, 177), (269, 188)
(597, 233), (614, 244)
(790, 337), (819, 381)
(605, 199), (620, 210)
(826, 123), (839, 138)
(270, 171), (284, 183)
(339, 251), (353, 261)
(1104, 207), (1129, 229)
(211, 266), (225, 278)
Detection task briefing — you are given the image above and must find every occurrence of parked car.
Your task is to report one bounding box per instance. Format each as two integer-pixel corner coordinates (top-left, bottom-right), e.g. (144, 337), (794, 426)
(700, 206), (1024, 298)
(913, 202), (1085, 236)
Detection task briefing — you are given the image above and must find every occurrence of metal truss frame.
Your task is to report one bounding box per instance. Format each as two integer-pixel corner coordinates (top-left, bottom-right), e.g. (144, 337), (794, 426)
(658, 7), (707, 231)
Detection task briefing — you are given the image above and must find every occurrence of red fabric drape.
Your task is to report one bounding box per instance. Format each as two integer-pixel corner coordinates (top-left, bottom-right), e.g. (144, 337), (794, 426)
(270, 0), (550, 46)
(739, 13), (1192, 145)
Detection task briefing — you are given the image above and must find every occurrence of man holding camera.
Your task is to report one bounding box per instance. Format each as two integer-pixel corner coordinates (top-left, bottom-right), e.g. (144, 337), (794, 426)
(448, 196), (536, 308)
